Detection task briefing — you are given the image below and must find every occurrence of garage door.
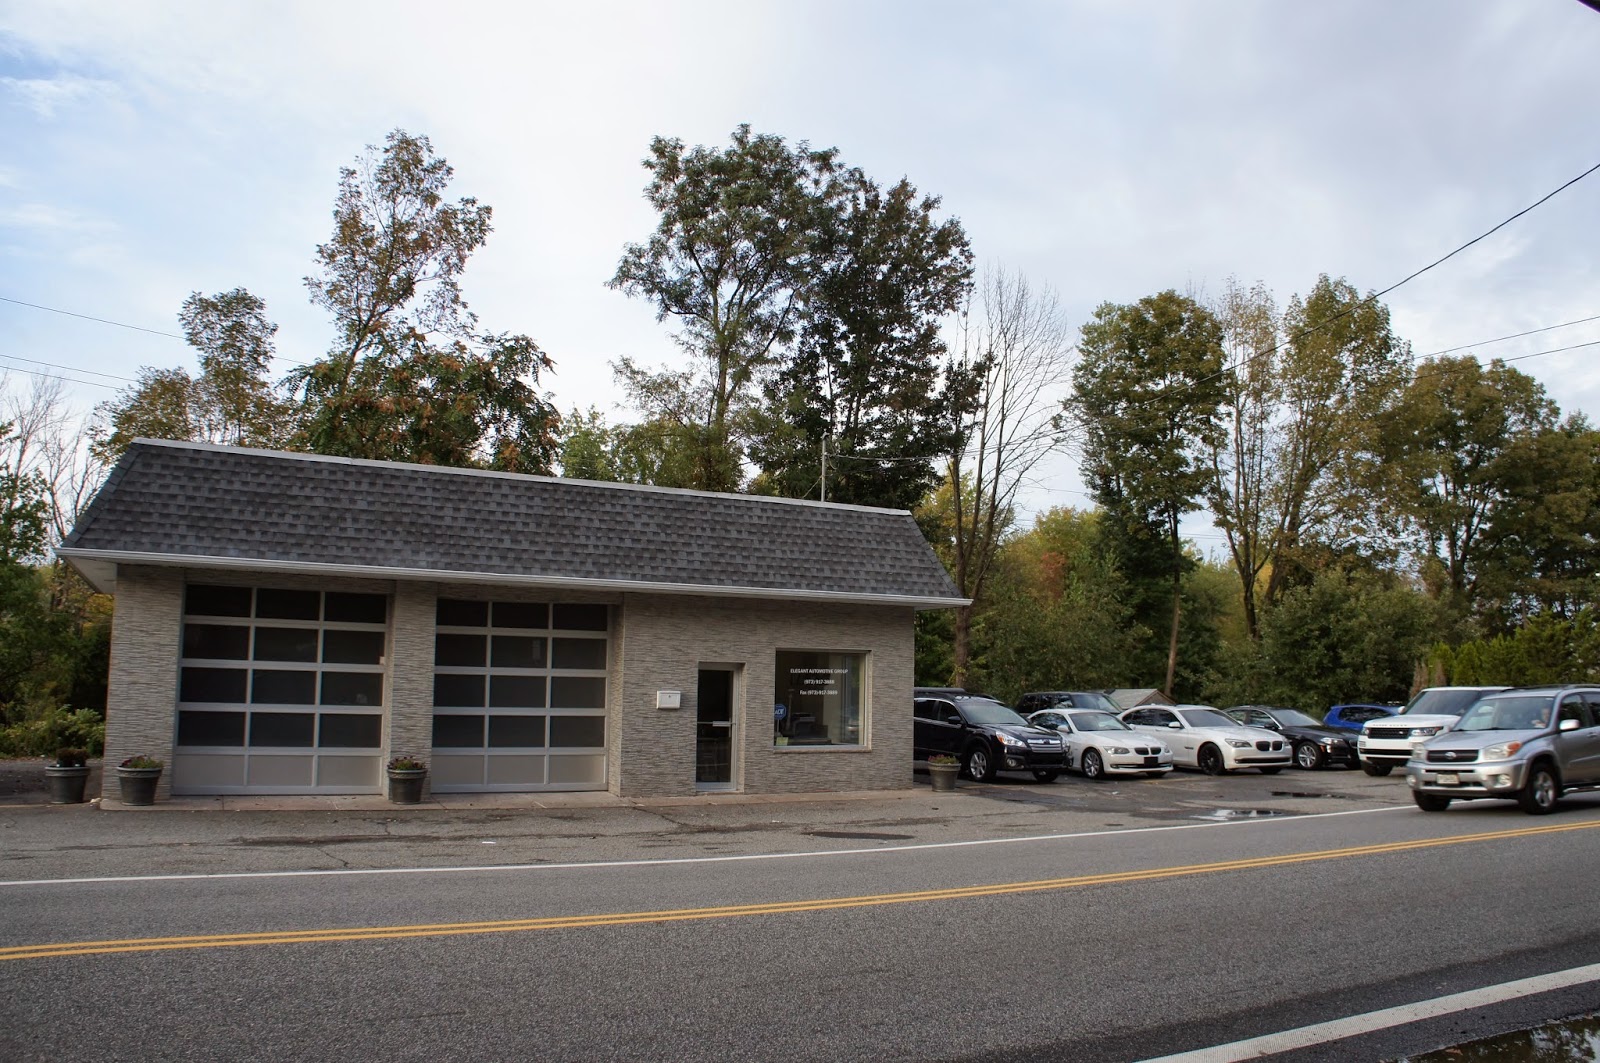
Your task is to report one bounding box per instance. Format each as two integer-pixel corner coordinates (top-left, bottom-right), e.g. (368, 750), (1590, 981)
(429, 598), (609, 792)
(172, 584), (389, 794)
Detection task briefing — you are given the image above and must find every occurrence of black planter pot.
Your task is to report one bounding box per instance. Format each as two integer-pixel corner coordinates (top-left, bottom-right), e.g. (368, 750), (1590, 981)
(117, 767), (162, 806)
(387, 769), (427, 804)
(45, 765), (91, 804)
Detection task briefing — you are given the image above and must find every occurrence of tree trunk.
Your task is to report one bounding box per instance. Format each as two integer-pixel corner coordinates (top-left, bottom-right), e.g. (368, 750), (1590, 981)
(951, 604), (973, 688)
(1164, 517), (1182, 698)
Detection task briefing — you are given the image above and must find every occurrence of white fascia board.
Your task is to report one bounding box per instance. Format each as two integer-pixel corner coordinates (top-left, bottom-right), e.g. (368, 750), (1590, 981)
(55, 548), (970, 610)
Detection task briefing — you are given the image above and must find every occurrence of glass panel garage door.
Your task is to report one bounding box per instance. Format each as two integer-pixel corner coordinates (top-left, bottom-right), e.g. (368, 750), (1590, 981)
(173, 584), (389, 794)
(429, 599), (609, 792)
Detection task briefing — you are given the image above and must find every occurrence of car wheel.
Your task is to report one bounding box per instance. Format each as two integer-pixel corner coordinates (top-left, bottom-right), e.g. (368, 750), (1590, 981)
(1198, 745), (1227, 775)
(1362, 761), (1393, 777)
(1413, 792), (1452, 812)
(1080, 749), (1106, 781)
(1259, 766), (1283, 775)
(964, 746), (997, 783)
(1294, 742), (1323, 770)
(1517, 763), (1560, 815)
(1032, 770), (1060, 783)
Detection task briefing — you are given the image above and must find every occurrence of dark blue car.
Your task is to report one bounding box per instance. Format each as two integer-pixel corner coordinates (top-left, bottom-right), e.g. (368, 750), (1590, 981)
(1322, 703), (1397, 734)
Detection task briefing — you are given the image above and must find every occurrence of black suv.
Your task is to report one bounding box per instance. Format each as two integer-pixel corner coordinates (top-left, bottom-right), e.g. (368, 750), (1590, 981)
(1016, 690), (1121, 715)
(914, 688), (1066, 782)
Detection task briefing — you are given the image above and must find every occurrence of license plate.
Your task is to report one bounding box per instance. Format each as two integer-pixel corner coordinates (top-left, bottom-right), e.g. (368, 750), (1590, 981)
(1143, 756), (1159, 767)
(1435, 774), (1459, 786)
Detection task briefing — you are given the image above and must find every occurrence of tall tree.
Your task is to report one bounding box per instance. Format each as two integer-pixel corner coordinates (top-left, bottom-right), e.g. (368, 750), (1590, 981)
(1204, 278), (1278, 640)
(609, 125), (843, 491)
(1267, 275), (1409, 601)
(1070, 290), (1227, 697)
(91, 288), (285, 461)
(1375, 356), (1558, 605)
(749, 172), (973, 509)
(940, 269), (1074, 685)
(288, 130), (558, 471)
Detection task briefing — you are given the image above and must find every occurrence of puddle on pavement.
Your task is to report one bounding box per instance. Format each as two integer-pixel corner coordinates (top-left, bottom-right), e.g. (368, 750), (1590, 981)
(1395, 1011), (1600, 1062)
(1270, 790), (1331, 798)
(1191, 809), (1293, 821)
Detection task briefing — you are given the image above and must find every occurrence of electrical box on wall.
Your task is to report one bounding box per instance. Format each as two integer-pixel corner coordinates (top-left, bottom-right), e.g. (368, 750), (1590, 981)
(656, 690), (682, 710)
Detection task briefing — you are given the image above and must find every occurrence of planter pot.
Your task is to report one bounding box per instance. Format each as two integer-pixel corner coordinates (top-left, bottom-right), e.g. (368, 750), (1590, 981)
(116, 767), (162, 806)
(45, 765), (91, 804)
(387, 769), (427, 804)
(928, 763), (959, 792)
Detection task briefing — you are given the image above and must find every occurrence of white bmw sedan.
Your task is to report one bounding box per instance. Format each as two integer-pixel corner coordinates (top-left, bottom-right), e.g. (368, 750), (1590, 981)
(1026, 708), (1174, 780)
(1120, 704), (1290, 775)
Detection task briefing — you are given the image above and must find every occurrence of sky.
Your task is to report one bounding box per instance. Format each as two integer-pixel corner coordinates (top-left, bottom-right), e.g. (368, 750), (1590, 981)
(3, 0), (1599, 550)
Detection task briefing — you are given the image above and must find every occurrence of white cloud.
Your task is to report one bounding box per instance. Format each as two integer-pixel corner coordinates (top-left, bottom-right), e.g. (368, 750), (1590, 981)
(0, 73), (118, 117)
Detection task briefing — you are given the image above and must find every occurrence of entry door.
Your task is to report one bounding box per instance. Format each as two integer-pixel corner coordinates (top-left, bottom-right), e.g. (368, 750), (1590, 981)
(696, 668), (734, 787)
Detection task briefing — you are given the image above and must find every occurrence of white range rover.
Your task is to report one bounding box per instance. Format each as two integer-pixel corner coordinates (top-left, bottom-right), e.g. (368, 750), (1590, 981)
(1357, 686), (1507, 776)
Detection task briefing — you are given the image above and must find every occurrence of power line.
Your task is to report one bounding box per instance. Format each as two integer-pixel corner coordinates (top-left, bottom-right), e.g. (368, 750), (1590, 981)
(1418, 314), (1600, 359)
(0, 351), (138, 385)
(0, 295), (186, 341)
(0, 359), (120, 392)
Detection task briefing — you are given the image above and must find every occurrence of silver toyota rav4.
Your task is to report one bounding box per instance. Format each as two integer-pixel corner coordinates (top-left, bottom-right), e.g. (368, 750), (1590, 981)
(1405, 685), (1600, 814)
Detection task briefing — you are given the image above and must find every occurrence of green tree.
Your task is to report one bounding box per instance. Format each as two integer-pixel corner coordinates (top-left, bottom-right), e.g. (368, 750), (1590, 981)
(91, 288), (286, 461)
(1375, 356), (1558, 606)
(610, 125), (843, 491)
(1070, 291), (1227, 696)
(288, 130), (558, 471)
(749, 172), (973, 509)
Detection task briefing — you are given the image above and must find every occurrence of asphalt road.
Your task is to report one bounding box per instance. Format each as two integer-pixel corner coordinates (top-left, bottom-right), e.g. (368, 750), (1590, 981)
(3, 768), (1598, 1062)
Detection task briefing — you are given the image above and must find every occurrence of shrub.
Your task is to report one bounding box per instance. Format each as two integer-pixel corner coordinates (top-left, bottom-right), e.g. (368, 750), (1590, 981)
(0, 707), (105, 758)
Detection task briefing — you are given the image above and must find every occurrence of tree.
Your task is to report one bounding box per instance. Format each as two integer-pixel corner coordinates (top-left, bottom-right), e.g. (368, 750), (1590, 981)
(940, 269), (1074, 685)
(609, 125), (843, 491)
(288, 130), (558, 471)
(749, 172), (973, 509)
(92, 287), (285, 460)
(1266, 276), (1409, 601)
(1204, 277), (1278, 640)
(1070, 290), (1227, 697)
(1375, 356), (1558, 606)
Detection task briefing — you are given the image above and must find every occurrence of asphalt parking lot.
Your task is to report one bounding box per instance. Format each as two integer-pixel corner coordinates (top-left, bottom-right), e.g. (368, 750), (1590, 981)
(0, 759), (1415, 882)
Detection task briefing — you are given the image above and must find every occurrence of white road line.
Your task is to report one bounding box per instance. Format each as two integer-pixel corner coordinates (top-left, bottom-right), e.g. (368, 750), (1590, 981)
(1137, 961), (1600, 1062)
(0, 804), (1406, 888)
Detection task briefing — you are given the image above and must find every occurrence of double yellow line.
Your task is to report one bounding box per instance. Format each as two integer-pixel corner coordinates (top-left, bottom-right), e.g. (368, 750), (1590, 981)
(5, 818), (1598, 963)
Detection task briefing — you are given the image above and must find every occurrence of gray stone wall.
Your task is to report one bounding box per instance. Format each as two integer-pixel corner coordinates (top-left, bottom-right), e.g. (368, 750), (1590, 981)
(614, 593), (915, 798)
(101, 566), (184, 800)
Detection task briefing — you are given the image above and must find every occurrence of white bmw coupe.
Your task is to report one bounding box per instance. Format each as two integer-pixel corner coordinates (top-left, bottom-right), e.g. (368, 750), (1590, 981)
(1025, 708), (1174, 780)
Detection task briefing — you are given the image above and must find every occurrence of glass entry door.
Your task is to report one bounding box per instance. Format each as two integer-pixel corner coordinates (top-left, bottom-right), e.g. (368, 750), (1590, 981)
(696, 668), (734, 788)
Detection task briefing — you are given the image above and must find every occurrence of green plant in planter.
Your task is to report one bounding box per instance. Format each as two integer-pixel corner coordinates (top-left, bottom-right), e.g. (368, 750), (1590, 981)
(120, 755), (164, 770)
(386, 755), (427, 804)
(45, 746), (93, 804)
(927, 753), (959, 766)
(116, 754), (163, 806)
(387, 755), (426, 772)
(55, 747), (89, 768)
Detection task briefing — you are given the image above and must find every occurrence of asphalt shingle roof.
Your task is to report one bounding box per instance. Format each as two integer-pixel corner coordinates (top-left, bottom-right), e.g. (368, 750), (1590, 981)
(61, 440), (965, 606)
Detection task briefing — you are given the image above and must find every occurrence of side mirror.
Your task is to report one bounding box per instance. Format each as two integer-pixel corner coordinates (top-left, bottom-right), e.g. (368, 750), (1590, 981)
(1560, 718), (1580, 732)
(1168, 721), (1182, 729)
(945, 714), (962, 726)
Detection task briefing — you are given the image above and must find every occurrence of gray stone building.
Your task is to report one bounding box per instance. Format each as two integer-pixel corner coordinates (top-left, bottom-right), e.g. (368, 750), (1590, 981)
(60, 440), (965, 801)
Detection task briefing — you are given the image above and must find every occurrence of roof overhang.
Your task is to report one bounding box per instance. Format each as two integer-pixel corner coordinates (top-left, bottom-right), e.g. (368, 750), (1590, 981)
(57, 548), (970, 611)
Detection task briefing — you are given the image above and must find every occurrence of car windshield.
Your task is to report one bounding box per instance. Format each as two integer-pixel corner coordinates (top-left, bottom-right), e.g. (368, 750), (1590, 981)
(1068, 711), (1129, 732)
(958, 699), (1030, 726)
(1269, 709), (1322, 727)
(1456, 695), (1554, 732)
(1402, 689), (1492, 717)
(1180, 708), (1237, 728)
(1068, 692), (1119, 712)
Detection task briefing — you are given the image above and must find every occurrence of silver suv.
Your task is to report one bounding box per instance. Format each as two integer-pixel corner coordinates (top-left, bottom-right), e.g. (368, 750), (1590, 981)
(1405, 686), (1600, 814)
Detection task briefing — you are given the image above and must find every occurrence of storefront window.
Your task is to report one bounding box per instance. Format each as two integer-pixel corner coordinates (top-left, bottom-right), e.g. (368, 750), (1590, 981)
(773, 650), (864, 747)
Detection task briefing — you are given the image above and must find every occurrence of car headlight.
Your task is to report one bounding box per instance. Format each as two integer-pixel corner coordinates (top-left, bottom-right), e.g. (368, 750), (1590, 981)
(1412, 727), (1442, 737)
(1483, 741), (1523, 760)
(1227, 739), (1252, 749)
(1110, 746), (1130, 755)
(1321, 737), (1345, 747)
(997, 733), (1026, 748)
